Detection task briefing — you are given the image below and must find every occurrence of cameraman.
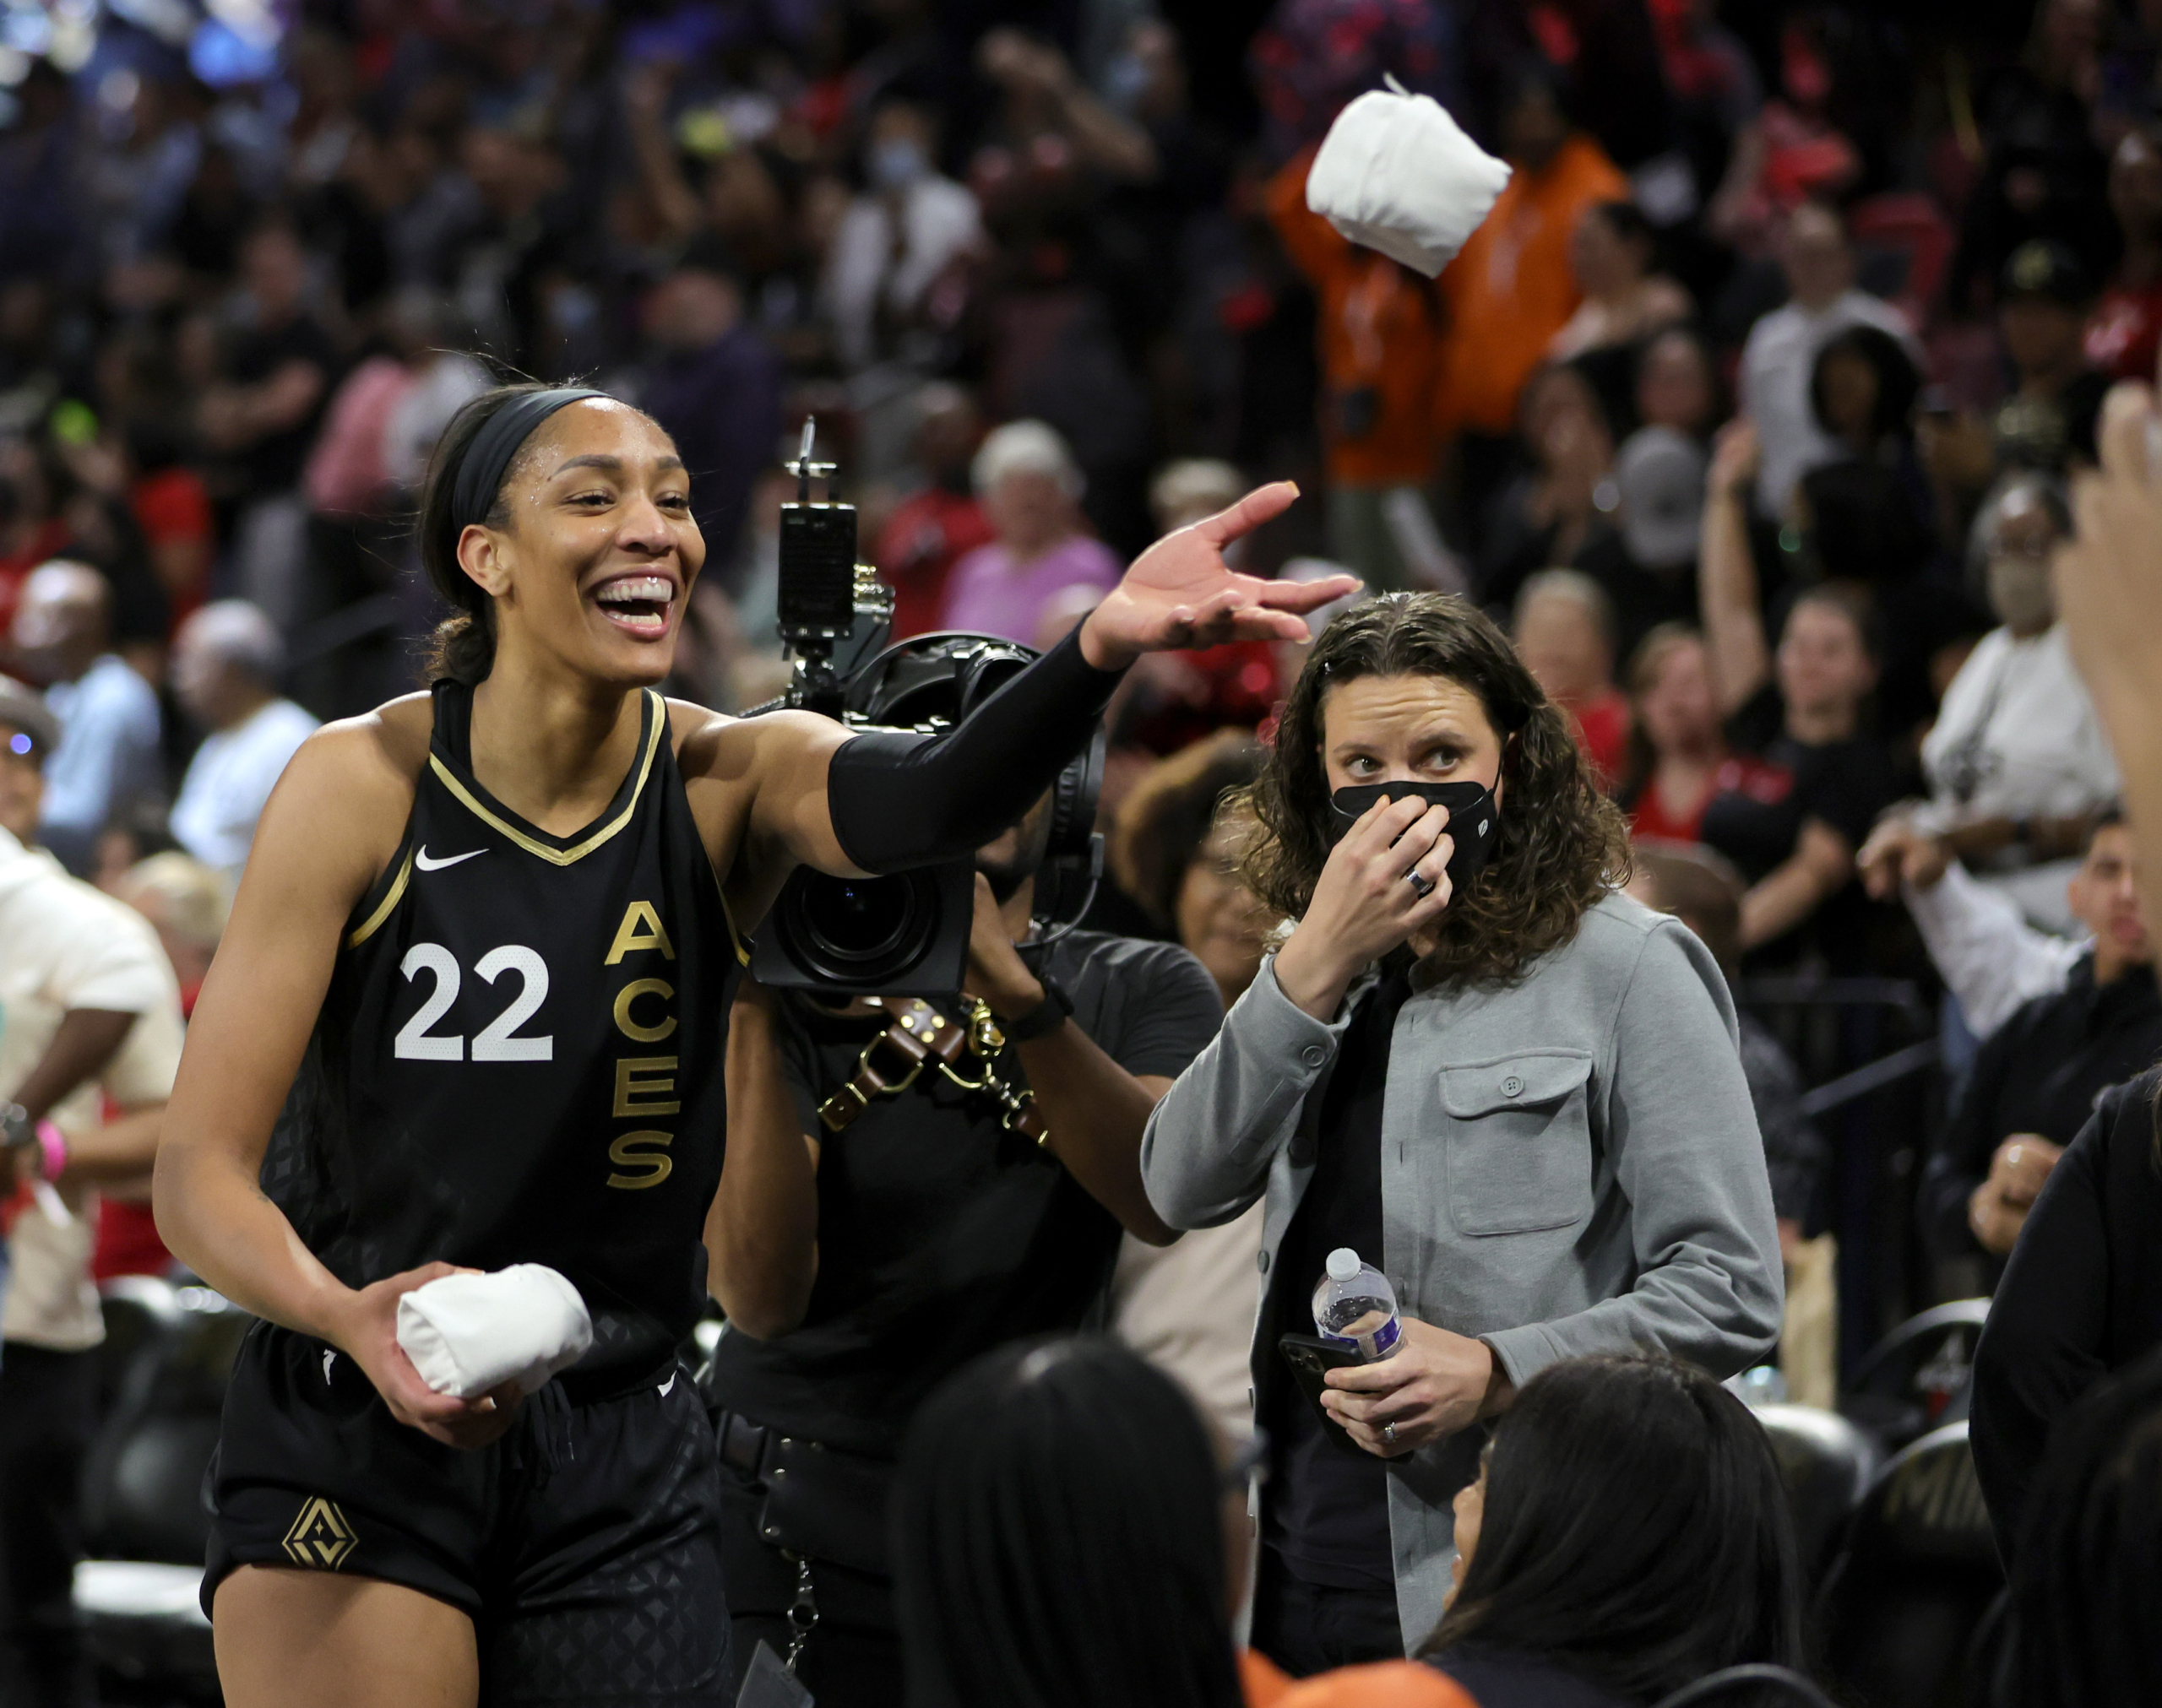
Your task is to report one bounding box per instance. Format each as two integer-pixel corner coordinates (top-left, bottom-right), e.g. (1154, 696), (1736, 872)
(703, 703), (1224, 1704)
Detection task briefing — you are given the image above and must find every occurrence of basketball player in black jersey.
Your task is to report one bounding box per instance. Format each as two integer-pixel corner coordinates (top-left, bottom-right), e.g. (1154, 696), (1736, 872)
(149, 382), (1350, 1707)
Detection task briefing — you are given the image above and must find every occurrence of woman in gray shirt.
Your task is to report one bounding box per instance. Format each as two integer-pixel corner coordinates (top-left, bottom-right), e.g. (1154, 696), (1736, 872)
(1140, 593), (1782, 1673)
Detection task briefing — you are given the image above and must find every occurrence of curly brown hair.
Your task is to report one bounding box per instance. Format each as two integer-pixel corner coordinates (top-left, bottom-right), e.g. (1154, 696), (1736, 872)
(1236, 592), (1630, 991)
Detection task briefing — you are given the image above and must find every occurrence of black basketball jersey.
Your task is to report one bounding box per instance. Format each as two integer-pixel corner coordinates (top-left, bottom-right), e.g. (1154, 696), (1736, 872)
(262, 680), (742, 1383)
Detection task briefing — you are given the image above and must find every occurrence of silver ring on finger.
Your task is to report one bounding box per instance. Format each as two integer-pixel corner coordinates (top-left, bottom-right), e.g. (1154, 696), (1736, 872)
(1382, 1421), (1398, 1446)
(1406, 870), (1436, 899)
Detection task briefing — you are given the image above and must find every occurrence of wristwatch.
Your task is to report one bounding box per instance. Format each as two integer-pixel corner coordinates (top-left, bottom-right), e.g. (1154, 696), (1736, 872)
(1002, 978), (1073, 1044)
(0, 1102), (33, 1151)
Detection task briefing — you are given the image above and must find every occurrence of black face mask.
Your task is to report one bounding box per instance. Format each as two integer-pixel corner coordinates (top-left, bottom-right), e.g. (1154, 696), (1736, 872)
(1327, 780), (1501, 892)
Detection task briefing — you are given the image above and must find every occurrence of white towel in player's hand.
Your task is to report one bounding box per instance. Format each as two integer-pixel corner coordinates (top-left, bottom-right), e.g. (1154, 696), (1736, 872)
(1304, 76), (1511, 278)
(395, 1265), (594, 1399)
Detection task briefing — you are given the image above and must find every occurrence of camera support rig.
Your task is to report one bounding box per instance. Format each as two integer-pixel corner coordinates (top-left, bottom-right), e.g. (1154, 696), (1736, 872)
(778, 417), (893, 718)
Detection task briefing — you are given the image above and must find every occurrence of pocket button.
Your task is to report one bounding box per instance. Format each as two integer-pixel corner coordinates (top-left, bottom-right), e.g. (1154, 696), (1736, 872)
(1301, 1044), (1328, 1067)
(1501, 1074), (1524, 1098)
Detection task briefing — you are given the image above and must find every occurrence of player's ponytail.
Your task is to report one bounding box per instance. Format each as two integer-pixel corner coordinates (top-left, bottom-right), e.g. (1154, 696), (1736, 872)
(418, 380), (608, 685)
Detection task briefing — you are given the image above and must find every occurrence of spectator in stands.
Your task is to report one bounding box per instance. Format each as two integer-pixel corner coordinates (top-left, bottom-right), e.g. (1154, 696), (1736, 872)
(1994, 240), (2112, 474)
(1811, 323), (1924, 464)
(638, 241), (785, 570)
(197, 220), (339, 636)
(822, 98), (982, 377)
(1611, 331), (1716, 605)
(1422, 1354), (1806, 1706)
(893, 1336), (1472, 1708)
(100, 849), (225, 1281)
(874, 384), (993, 641)
(1738, 201), (1912, 519)
(1901, 474), (2119, 931)
(10, 560), (160, 877)
(1548, 201), (1693, 361)
(1106, 732), (1272, 1445)
(1919, 810), (2155, 1276)
(1627, 844), (1834, 1405)
(1475, 361), (1620, 619)
(1111, 730), (1271, 1008)
(1619, 624), (1782, 847)
(1986, 1347), (2162, 1707)
(1265, 143), (1442, 590)
(168, 600), (317, 881)
(939, 420), (1121, 647)
(1970, 1096), (2162, 1578)
(0, 671), (181, 1708)
(1513, 570), (1631, 789)
(1634, 325), (1721, 443)
(1436, 68), (1628, 518)
(2083, 126), (2162, 383)
(1698, 422), (1898, 965)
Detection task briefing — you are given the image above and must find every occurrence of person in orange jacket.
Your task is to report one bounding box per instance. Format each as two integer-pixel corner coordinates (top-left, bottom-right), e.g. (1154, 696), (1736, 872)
(1435, 68), (1630, 534)
(1267, 145), (1446, 592)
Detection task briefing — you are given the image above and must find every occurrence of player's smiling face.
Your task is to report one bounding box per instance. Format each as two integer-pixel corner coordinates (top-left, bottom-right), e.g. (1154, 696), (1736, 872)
(470, 399), (707, 686)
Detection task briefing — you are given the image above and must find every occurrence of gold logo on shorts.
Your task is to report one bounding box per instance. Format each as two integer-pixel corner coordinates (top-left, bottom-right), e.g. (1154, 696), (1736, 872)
(281, 1497), (357, 1570)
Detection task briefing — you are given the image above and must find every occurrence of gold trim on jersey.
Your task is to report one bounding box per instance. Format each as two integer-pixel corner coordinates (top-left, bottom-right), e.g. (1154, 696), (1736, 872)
(426, 691), (665, 868)
(345, 848), (414, 949)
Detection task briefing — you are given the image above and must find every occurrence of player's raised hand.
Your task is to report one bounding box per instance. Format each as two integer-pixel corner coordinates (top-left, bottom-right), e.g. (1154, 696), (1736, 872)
(1078, 483), (1360, 670)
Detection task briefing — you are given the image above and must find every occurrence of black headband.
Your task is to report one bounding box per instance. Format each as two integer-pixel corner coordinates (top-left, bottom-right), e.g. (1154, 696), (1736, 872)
(447, 387), (609, 536)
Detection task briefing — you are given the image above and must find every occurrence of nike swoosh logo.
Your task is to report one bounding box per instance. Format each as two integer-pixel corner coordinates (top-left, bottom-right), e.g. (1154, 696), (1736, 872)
(658, 1373), (676, 1398)
(415, 846), (486, 871)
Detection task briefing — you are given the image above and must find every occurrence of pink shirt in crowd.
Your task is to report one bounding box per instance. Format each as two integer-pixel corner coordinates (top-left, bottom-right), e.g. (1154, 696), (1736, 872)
(937, 534), (1122, 647)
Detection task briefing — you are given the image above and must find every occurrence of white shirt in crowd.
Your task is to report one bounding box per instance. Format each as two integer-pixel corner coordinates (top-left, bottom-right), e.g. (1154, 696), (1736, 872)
(170, 696), (319, 878)
(0, 826), (184, 1351)
(1739, 287), (1912, 518)
(822, 175), (982, 372)
(1904, 859), (2083, 1042)
(1111, 1203), (1267, 1445)
(1915, 623), (2120, 932)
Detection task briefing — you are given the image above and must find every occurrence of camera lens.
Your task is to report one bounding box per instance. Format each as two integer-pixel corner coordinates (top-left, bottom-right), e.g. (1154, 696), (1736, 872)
(786, 871), (932, 981)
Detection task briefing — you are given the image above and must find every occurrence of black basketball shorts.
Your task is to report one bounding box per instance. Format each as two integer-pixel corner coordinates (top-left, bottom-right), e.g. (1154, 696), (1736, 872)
(204, 1322), (731, 1705)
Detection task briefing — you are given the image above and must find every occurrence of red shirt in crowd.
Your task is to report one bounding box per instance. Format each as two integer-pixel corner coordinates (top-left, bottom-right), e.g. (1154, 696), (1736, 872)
(2085, 279), (2162, 383)
(1629, 751), (1788, 845)
(1557, 686), (1632, 791)
(876, 485), (995, 640)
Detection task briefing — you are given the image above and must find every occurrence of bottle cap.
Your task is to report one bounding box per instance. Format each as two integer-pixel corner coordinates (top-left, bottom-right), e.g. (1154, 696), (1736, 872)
(1324, 1248), (1361, 1282)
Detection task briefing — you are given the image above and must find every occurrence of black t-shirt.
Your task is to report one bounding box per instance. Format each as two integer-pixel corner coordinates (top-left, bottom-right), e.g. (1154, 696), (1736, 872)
(1258, 964), (1412, 1590)
(705, 930), (1222, 1458)
(229, 312), (341, 495)
(1698, 686), (1899, 971)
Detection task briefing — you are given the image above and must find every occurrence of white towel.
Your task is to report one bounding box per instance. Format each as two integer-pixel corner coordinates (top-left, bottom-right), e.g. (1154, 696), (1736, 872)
(1304, 77), (1512, 278)
(395, 1265), (594, 1399)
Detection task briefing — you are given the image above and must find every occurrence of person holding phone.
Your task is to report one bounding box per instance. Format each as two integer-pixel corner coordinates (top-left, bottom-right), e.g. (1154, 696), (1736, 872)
(1141, 592), (1782, 1676)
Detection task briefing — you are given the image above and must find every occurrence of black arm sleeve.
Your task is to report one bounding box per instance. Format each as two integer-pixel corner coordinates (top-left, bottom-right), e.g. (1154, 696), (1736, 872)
(1969, 1103), (2113, 1566)
(826, 625), (1123, 873)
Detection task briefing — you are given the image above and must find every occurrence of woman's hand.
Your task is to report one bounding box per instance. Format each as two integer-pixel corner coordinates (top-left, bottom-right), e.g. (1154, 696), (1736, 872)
(1322, 1318), (1509, 1456)
(325, 1261), (525, 1450)
(1273, 794), (1455, 1020)
(1707, 416), (1760, 501)
(1078, 484), (1359, 670)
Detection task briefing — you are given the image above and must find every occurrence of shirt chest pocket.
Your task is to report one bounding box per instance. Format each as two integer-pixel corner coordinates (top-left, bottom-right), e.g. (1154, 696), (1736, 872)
(1437, 1050), (1596, 1237)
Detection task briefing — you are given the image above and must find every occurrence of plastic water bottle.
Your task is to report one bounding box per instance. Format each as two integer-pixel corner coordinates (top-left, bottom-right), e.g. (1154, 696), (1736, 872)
(1312, 1247), (1401, 1361)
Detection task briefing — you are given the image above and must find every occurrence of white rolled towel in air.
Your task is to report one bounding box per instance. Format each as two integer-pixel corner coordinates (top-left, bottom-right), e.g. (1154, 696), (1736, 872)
(395, 1264), (595, 1399)
(1304, 75), (1513, 278)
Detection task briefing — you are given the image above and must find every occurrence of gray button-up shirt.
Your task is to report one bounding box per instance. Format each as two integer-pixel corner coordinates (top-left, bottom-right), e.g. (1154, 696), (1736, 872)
(1141, 890), (1784, 1651)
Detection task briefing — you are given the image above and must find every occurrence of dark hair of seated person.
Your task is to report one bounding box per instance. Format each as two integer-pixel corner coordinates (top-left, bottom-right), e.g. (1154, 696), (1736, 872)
(1424, 1353), (1806, 1703)
(2007, 1343), (2162, 1708)
(893, 1337), (1245, 1708)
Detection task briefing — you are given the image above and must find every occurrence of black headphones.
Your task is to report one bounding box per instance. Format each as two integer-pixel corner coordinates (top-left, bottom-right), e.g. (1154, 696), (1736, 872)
(843, 632), (1106, 866)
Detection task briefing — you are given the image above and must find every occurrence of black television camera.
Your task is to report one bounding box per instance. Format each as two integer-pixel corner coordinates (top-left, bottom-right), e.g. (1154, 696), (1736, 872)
(748, 422), (1105, 997)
